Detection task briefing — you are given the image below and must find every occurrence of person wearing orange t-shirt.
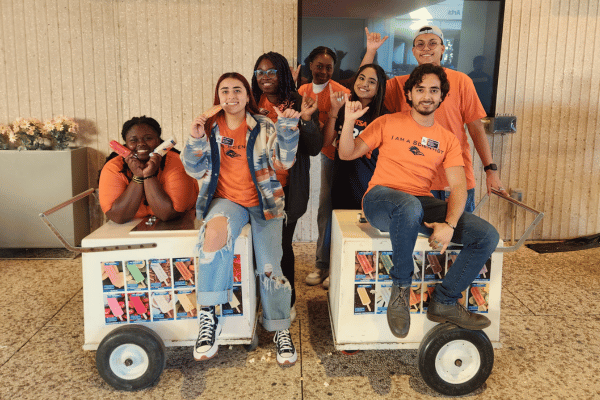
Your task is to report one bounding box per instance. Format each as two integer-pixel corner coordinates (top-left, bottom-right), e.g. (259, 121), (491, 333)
(299, 46), (351, 288)
(338, 64), (499, 339)
(361, 25), (508, 212)
(99, 116), (198, 224)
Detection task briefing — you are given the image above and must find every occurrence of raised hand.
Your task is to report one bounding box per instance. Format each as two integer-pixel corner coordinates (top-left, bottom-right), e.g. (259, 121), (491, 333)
(329, 84), (346, 114)
(365, 27), (389, 52)
(344, 95), (369, 121)
(274, 106), (301, 120)
(290, 64), (301, 84)
(300, 92), (318, 121)
(190, 114), (208, 139)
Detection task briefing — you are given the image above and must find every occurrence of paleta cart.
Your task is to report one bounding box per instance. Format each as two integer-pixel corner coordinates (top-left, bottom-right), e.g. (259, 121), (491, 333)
(40, 189), (259, 391)
(328, 189), (543, 396)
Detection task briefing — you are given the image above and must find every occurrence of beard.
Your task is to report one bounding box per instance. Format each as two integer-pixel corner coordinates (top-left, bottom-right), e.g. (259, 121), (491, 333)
(413, 101), (440, 116)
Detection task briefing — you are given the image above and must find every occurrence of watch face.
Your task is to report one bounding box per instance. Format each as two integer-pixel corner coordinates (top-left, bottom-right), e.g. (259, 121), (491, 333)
(485, 163), (498, 171)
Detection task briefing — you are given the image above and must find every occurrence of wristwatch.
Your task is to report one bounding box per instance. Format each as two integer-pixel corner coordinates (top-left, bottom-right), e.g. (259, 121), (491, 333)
(484, 163), (498, 172)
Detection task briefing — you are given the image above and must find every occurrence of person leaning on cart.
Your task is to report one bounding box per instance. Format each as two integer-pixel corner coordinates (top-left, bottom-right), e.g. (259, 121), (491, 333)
(337, 64), (499, 338)
(99, 116), (199, 224)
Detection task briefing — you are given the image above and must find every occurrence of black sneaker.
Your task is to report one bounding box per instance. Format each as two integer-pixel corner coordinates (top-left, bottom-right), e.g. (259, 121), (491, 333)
(194, 307), (221, 361)
(427, 300), (491, 330)
(273, 329), (297, 366)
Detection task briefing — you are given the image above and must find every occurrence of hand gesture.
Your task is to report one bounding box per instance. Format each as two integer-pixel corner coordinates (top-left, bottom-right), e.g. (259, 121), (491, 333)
(424, 222), (454, 254)
(190, 114), (207, 139)
(142, 153), (161, 178)
(290, 64), (301, 84)
(300, 92), (318, 121)
(329, 85), (346, 114)
(274, 106), (301, 120)
(124, 154), (145, 177)
(365, 27), (389, 53)
(344, 95), (369, 121)
(486, 172), (509, 197)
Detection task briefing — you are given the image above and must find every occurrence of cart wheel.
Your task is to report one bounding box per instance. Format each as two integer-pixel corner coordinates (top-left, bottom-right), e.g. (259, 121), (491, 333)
(243, 332), (259, 351)
(96, 325), (166, 391)
(341, 350), (360, 355)
(418, 323), (494, 396)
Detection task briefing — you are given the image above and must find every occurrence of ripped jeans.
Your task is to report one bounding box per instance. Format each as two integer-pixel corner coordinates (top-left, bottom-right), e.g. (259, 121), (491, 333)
(196, 197), (291, 332)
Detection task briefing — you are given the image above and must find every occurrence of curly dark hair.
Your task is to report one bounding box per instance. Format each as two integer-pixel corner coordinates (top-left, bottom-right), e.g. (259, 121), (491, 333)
(251, 52), (296, 106)
(121, 116), (162, 141)
(307, 46), (337, 65)
(403, 64), (450, 107)
(348, 64), (387, 122)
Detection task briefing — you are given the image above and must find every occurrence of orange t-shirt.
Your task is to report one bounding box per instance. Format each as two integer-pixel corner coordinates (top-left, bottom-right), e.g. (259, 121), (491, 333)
(258, 94), (290, 187)
(98, 151), (199, 219)
(384, 68), (486, 190)
(298, 80), (350, 160)
(214, 116), (259, 207)
(359, 111), (464, 198)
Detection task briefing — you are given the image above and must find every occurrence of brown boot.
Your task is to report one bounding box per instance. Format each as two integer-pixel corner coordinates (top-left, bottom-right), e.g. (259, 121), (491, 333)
(387, 285), (411, 338)
(427, 300), (491, 330)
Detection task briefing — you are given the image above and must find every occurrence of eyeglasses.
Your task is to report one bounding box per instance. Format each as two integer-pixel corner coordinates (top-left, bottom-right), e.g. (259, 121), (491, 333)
(254, 69), (278, 78)
(414, 40), (442, 50)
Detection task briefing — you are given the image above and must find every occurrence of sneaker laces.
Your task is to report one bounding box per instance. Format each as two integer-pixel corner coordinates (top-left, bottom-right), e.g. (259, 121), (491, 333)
(274, 329), (295, 356)
(196, 309), (217, 346)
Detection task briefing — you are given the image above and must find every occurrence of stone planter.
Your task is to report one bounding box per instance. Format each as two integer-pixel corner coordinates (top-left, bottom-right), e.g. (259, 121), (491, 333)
(0, 147), (90, 248)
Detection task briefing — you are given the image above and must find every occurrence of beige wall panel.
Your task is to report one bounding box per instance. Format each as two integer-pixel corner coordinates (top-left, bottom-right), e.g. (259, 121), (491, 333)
(179, 2), (193, 146)
(24, 0), (42, 118)
(0, 3), (7, 120)
(68, 0), (86, 126)
(168, 1), (184, 144)
(200, 0), (214, 111)
(2, 0), (20, 119)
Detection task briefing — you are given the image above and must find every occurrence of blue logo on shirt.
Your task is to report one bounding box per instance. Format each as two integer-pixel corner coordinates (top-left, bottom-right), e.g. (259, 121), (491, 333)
(409, 146), (425, 156)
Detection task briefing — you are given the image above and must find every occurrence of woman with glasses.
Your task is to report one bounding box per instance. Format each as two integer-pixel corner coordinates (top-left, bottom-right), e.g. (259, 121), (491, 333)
(181, 72), (304, 366)
(251, 52), (321, 319)
(300, 46), (351, 289)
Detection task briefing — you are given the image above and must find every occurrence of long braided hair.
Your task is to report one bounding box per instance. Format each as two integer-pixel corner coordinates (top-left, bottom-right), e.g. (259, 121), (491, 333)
(251, 52), (296, 106)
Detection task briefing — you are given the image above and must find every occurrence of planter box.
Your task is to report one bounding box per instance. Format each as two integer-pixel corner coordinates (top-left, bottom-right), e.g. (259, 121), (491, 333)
(0, 147), (90, 248)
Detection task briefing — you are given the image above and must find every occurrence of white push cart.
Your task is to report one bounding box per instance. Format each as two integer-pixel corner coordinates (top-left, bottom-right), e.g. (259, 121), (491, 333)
(327, 189), (543, 396)
(40, 190), (259, 391)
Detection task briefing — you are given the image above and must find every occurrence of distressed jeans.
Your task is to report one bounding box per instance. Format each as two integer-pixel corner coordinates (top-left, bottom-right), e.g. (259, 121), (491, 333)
(362, 185), (499, 304)
(196, 198), (291, 331)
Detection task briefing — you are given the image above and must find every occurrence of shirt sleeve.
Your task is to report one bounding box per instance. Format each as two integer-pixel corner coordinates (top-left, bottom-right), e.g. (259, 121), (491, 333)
(459, 73), (487, 124)
(442, 132), (465, 169)
(356, 115), (385, 151)
(160, 152), (200, 212)
(98, 158), (129, 214)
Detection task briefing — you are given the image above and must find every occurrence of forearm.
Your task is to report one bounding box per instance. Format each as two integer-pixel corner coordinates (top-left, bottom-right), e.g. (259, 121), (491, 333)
(445, 188), (466, 227)
(360, 48), (377, 67)
(338, 119), (363, 160)
(467, 120), (494, 166)
(105, 183), (145, 223)
(143, 177), (183, 221)
(322, 114), (338, 148)
(181, 137), (210, 179)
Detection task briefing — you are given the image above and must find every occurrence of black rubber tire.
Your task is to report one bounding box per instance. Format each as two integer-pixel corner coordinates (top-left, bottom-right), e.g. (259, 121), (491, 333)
(243, 332), (259, 351)
(96, 325), (166, 391)
(418, 323), (494, 396)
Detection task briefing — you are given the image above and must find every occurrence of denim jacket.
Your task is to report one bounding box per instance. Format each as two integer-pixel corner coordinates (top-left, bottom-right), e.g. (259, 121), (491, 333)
(181, 112), (300, 220)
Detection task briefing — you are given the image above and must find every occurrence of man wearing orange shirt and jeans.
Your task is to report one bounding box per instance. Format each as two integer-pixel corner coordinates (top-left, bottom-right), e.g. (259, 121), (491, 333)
(362, 25), (507, 210)
(338, 64), (499, 338)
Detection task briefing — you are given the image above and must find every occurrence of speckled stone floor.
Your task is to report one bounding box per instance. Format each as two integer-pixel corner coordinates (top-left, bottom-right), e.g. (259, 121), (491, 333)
(1, 243), (599, 399)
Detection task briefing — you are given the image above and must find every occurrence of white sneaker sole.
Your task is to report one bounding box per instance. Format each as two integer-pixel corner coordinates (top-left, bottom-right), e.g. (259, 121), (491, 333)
(277, 352), (297, 366)
(193, 324), (222, 361)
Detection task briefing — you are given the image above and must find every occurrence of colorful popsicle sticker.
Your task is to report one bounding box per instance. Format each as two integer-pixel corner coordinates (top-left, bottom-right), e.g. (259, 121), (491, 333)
(477, 258), (492, 280)
(354, 284), (375, 314)
(410, 284), (423, 313)
(233, 254), (242, 283)
(376, 284), (392, 314)
(222, 286), (243, 316)
(422, 283), (438, 310)
(175, 290), (197, 319)
(104, 294), (126, 323)
(128, 293), (150, 321)
(355, 251), (375, 281)
(468, 283), (489, 313)
(412, 251), (424, 281)
(101, 261), (124, 292)
(173, 258), (195, 287)
(151, 292), (174, 320)
(125, 260), (147, 290)
(149, 259), (172, 289)
(378, 252), (393, 280)
(424, 252), (444, 281)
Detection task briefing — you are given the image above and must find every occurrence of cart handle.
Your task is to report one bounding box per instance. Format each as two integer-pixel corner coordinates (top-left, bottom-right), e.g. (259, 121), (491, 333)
(473, 188), (544, 253)
(39, 188), (157, 253)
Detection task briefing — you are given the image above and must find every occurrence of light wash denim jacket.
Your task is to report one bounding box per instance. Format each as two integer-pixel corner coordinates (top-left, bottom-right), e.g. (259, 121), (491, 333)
(181, 112), (299, 221)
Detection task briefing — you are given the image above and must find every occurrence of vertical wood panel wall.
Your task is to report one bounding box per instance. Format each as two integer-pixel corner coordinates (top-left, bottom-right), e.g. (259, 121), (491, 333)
(1, 0), (599, 241)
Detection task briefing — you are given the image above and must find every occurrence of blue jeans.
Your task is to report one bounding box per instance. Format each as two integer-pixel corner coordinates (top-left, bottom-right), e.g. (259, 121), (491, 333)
(362, 186), (499, 304)
(196, 198), (291, 331)
(315, 153), (334, 271)
(431, 188), (476, 213)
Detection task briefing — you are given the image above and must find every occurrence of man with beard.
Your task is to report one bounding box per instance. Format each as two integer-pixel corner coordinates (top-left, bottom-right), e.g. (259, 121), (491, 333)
(337, 64), (499, 339)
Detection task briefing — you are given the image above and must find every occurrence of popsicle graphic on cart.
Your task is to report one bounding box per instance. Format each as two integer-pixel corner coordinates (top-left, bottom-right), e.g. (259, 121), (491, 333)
(151, 293), (174, 320)
(174, 259), (195, 286)
(426, 254), (443, 279)
(469, 284), (489, 312)
(222, 286), (243, 316)
(149, 259), (172, 289)
(379, 252), (393, 279)
(105, 296), (125, 323)
(101, 261), (124, 292)
(129, 294), (149, 320)
(354, 285), (374, 314)
(126, 260), (147, 289)
(355, 252), (375, 280)
(176, 290), (197, 319)
(376, 284), (392, 313)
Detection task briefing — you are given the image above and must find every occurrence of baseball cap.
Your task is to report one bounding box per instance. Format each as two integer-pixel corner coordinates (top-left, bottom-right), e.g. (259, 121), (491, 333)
(413, 25), (444, 45)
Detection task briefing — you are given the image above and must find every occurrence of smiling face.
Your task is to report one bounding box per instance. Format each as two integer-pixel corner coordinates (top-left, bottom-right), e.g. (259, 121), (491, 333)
(406, 73), (443, 116)
(309, 53), (334, 85)
(124, 124), (160, 161)
(218, 77), (249, 117)
(353, 67), (378, 101)
(255, 58), (279, 96)
(412, 33), (445, 66)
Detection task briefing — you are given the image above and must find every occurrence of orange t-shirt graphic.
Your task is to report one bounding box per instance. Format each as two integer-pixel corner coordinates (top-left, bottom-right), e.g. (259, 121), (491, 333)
(214, 116), (259, 207)
(359, 111), (464, 198)
(384, 68), (486, 190)
(299, 80), (350, 160)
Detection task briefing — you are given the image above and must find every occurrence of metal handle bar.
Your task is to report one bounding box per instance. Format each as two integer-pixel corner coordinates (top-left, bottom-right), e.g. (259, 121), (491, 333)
(39, 188), (157, 253)
(473, 188), (544, 252)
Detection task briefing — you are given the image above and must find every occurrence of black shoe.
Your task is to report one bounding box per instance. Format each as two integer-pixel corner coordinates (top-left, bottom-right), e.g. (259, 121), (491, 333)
(427, 300), (491, 330)
(194, 306), (221, 360)
(274, 329), (297, 366)
(387, 285), (411, 338)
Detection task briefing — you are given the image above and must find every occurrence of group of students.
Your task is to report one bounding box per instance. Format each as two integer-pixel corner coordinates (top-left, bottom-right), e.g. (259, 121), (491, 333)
(98, 24), (506, 368)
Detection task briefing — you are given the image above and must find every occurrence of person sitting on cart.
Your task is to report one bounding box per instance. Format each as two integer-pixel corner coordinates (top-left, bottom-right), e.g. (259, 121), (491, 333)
(181, 72), (303, 366)
(99, 116), (199, 224)
(337, 64), (499, 338)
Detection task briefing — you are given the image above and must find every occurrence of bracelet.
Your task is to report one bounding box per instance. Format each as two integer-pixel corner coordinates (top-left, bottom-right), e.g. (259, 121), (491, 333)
(143, 173), (158, 180)
(444, 220), (456, 230)
(132, 176), (144, 184)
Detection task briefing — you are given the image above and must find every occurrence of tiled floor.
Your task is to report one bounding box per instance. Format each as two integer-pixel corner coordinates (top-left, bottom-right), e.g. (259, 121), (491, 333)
(1, 243), (599, 399)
